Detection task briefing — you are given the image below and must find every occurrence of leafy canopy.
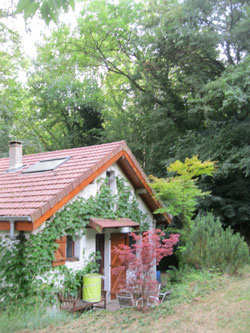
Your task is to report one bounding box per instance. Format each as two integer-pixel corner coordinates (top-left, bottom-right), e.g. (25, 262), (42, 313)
(15, 0), (75, 24)
(169, 56), (250, 233)
(0, 22), (27, 156)
(151, 156), (216, 230)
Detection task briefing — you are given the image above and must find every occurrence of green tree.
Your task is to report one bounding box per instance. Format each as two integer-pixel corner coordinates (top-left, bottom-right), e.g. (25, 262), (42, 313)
(151, 156), (216, 231)
(13, 29), (105, 152)
(182, 213), (250, 273)
(59, 0), (225, 175)
(27, 72), (104, 151)
(14, 0), (75, 25)
(30, 0), (248, 174)
(185, 0), (250, 65)
(0, 21), (27, 156)
(168, 56), (250, 236)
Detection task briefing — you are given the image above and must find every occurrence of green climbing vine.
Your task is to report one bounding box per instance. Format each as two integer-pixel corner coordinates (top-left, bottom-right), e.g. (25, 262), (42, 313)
(0, 178), (149, 306)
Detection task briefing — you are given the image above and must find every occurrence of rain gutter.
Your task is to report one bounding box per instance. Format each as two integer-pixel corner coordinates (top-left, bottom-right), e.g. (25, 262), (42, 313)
(0, 216), (32, 240)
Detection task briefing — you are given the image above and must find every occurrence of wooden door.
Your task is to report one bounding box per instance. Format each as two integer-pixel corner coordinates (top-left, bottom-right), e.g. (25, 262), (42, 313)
(111, 233), (128, 298)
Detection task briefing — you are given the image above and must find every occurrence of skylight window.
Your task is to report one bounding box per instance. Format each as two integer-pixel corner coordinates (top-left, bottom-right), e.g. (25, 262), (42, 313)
(23, 157), (70, 173)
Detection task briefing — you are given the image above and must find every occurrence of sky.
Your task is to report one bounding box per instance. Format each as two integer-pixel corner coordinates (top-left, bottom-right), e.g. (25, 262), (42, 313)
(2, 0), (79, 59)
(1, 0), (80, 81)
(2, 0), (125, 62)
(2, 1), (46, 57)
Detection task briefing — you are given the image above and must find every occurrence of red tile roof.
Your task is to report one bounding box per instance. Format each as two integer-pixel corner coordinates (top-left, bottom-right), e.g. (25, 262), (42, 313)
(0, 140), (170, 230)
(89, 218), (139, 232)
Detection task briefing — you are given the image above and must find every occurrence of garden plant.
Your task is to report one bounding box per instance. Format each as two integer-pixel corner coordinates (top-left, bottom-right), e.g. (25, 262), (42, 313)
(113, 229), (179, 310)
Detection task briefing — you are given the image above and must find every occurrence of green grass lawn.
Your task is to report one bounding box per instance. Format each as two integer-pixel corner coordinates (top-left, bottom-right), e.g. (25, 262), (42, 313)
(1, 266), (250, 333)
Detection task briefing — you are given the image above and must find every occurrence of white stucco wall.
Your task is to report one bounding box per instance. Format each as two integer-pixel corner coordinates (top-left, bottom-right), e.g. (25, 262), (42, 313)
(0, 230), (11, 237)
(65, 163), (154, 222)
(112, 163), (154, 223)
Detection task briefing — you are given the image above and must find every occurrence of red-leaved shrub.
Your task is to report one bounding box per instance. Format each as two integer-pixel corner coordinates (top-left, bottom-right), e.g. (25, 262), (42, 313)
(113, 229), (179, 310)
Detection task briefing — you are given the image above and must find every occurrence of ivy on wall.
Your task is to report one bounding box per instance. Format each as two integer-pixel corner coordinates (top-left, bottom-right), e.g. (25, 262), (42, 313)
(0, 178), (149, 306)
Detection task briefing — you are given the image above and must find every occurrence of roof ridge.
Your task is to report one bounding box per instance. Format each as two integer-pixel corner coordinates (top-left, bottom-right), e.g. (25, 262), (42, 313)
(0, 140), (125, 161)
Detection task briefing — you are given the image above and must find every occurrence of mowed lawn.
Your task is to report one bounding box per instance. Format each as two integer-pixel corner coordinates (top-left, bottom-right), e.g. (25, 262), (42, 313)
(19, 268), (250, 333)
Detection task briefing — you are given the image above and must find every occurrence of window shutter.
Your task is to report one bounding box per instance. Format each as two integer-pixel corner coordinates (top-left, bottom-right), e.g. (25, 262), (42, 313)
(52, 236), (66, 267)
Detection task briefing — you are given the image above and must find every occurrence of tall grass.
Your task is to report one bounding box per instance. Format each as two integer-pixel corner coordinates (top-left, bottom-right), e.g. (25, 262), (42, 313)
(158, 267), (225, 313)
(0, 303), (74, 333)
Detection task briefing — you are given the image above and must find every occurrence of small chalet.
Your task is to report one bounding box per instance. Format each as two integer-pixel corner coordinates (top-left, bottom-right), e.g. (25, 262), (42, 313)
(0, 140), (170, 300)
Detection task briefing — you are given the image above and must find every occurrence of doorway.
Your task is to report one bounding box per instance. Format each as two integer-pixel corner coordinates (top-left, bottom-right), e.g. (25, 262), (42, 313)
(110, 233), (128, 298)
(96, 234), (105, 289)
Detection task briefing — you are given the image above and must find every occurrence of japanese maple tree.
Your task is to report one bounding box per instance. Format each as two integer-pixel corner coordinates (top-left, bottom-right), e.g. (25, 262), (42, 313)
(113, 229), (179, 310)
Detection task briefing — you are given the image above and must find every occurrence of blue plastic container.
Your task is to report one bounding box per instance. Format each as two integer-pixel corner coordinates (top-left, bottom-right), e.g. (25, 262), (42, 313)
(156, 270), (161, 283)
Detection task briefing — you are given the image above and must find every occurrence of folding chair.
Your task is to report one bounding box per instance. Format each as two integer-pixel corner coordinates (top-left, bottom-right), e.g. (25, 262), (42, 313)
(117, 290), (135, 308)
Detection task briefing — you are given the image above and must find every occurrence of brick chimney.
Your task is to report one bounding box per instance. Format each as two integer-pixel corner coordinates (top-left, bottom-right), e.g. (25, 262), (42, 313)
(9, 140), (23, 172)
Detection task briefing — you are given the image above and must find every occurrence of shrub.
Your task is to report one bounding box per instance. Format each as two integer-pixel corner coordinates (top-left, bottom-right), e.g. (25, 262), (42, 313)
(182, 213), (250, 273)
(59, 251), (101, 297)
(113, 229), (179, 310)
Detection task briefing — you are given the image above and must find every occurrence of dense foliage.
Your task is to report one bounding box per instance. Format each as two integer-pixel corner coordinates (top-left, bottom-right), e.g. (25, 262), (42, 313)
(151, 156), (216, 231)
(0, 0), (250, 236)
(9, 0), (75, 25)
(168, 55), (250, 234)
(0, 178), (148, 306)
(182, 213), (250, 273)
(0, 21), (27, 156)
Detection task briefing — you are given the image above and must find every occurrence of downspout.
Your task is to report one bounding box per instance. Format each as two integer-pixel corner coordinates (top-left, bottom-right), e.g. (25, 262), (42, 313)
(9, 218), (15, 240)
(0, 216), (32, 240)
